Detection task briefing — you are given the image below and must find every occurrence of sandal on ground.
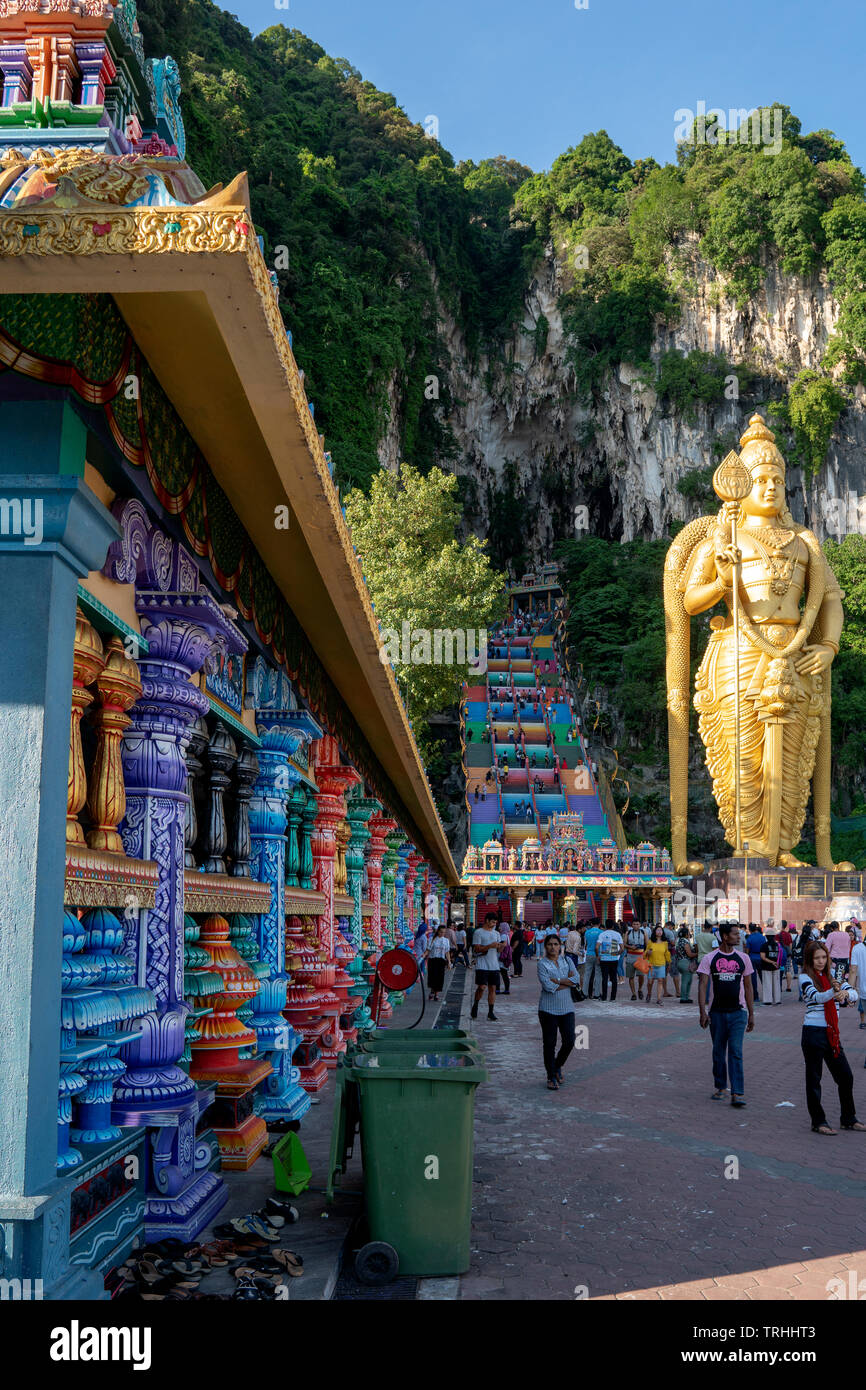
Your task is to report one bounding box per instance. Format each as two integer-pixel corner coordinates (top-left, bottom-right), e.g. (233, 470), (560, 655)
(711, 1089), (728, 1100)
(215, 1215), (280, 1242)
(132, 1257), (170, 1285)
(235, 1265), (284, 1289)
(841, 1121), (866, 1131)
(265, 1198), (300, 1225)
(196, 1242), (232, 1267)
(546, 1078), (559, 1091)
(731, 1096), (747, 1107)
(270, 1248), (304, 1275)
(812, 1124), (837, 1135)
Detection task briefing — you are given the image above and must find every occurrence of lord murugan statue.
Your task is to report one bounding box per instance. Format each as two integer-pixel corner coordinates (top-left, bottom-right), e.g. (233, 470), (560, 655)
(665, 414), (844, 873)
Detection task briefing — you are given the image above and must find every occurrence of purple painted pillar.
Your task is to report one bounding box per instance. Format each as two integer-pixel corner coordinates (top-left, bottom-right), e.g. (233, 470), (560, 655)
(106, 501), (246, 1240)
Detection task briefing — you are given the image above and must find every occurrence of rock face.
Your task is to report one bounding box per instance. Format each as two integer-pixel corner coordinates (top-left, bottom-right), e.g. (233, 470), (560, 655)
(434, 240), (866, 557)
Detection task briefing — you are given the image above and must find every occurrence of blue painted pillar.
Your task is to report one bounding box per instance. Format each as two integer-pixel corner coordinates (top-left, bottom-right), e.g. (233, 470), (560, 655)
(0, 401), (121, 1297)
(245, 655), (319, 1123)
(396, 845), (410, 944)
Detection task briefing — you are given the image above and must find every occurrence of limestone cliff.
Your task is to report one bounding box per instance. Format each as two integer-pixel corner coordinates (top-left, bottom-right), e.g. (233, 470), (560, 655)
(434, 240), (866, 561)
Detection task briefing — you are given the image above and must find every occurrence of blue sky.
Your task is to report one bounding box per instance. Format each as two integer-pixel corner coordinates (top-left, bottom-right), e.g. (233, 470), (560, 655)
(227, 0), (865, 172)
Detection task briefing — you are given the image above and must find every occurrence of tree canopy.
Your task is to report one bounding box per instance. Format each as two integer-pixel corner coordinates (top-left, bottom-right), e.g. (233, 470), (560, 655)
(344, 465), (506, 733)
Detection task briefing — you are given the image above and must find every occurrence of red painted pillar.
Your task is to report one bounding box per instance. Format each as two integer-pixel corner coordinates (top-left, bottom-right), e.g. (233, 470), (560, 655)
(366, 810), (397, 951)
(310, 735), (359, 958)
(405, 852), (422, 938)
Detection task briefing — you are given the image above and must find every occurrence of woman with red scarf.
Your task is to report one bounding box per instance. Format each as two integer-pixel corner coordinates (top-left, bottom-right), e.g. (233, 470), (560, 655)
(799, 941), (866, 1136)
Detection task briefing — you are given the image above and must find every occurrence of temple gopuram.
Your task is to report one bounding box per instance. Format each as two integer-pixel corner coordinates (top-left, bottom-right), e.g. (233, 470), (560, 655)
(0, 0), (456, 1298)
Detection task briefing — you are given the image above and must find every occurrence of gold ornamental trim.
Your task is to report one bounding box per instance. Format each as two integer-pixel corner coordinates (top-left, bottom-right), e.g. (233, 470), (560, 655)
(0, 208), (252, 258)
(183, 870), (272, 915)
(64, 847), (159, 909)
(285, 887), (327, 916)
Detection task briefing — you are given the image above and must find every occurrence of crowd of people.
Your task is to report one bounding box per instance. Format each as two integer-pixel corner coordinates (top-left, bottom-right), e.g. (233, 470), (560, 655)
(435, 910), (866, 1132)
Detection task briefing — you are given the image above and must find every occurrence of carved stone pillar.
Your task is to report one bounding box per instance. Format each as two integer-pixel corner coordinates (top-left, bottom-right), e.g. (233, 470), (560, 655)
(413, 860), (428, 935)
(396, 845), (411, 944)
(467, 888), (478, 930)
(229, 744), (259, 878)
(299, 787), (316, 890)
(335, 819), (350, 896)
(245, 656), (319, 1122)
(346, 792), (375, 950)
(366, 809), (396, 952)
(0, 45), (33, 105)
(86, 636), (141, 853)
(51, 34), (78, 103)
(202, 721), (237, 874)
(383, 830), (402, 952)
(183, 717), (208, 869)
(74, 39), (115, 105)
(286, 786), (303, 889)
(405, 852), (422, 938)
(310, 735), (360, 960)
(104, 500), (246, 1240)
(67, 608), (105, 844)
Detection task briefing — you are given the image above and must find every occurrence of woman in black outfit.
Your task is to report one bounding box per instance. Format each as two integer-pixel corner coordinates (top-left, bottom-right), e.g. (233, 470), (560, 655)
(799, 940), (866, 1136)
(510, 923), (525, 978)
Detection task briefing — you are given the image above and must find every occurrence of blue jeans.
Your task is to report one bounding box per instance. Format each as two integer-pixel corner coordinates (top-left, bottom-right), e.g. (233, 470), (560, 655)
(708, 1008), (748, 1094)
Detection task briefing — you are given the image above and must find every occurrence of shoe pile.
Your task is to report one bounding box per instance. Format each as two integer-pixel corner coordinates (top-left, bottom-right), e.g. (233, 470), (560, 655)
(108, 1198), (304, 1301)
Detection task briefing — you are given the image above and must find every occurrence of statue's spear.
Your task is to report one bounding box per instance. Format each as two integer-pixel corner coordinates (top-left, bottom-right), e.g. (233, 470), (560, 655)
(712, 450), (753, 857)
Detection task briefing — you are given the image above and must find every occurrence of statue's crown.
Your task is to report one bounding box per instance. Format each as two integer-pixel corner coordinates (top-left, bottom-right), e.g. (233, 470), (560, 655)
(739, 412), (786, 476)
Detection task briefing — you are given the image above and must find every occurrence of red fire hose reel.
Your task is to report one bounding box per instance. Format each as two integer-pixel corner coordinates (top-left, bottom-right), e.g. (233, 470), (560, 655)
(368, 948), (420, 1025)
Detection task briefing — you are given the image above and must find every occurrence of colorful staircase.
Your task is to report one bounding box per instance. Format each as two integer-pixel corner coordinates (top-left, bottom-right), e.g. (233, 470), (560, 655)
(462, 603), (617, 880)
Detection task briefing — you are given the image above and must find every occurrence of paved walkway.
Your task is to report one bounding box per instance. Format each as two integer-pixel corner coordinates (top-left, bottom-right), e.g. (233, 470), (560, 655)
(456, 966), (866, 1301)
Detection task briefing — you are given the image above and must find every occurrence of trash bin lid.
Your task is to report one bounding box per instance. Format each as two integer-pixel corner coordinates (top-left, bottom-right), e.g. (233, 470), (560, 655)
(350, 1051), (488, 1081)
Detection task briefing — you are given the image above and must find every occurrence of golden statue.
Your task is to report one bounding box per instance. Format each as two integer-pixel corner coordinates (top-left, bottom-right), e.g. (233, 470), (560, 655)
(665, 414), (843, 873)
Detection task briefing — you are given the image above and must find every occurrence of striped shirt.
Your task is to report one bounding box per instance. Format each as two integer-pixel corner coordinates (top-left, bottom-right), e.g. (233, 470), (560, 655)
(537, 956), (579, 1015)
(799, 974), (857, 1028)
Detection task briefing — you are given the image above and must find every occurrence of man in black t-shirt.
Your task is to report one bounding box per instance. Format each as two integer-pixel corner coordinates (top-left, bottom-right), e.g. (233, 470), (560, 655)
(697, 923), (756, 1107)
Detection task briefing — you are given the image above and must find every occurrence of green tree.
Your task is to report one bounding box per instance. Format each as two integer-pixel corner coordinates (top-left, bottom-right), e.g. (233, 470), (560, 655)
(344, 465), (506, 726)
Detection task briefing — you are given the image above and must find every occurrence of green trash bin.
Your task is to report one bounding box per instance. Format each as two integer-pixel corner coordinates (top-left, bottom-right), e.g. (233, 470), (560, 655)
(348, 1048), (487, 1278)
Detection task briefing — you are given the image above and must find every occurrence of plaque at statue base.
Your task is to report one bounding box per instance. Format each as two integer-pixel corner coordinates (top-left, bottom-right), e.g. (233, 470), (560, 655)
(685, 859), (866, 928)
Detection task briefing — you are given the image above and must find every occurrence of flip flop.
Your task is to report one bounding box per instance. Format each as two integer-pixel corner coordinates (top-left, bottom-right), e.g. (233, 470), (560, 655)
(270, 1248), (304, 1276)
(215, 1216), (280, 1242)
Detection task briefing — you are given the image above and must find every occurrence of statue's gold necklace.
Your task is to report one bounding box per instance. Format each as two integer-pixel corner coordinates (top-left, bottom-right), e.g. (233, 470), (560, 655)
(744, 523), (797, 597)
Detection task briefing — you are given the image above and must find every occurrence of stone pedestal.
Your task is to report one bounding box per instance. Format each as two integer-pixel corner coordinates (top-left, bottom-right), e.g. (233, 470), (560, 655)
(690, 858), (865, 928)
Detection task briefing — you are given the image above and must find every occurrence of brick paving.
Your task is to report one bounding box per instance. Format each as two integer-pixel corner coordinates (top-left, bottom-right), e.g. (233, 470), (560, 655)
(457, 966), (866, 1301)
